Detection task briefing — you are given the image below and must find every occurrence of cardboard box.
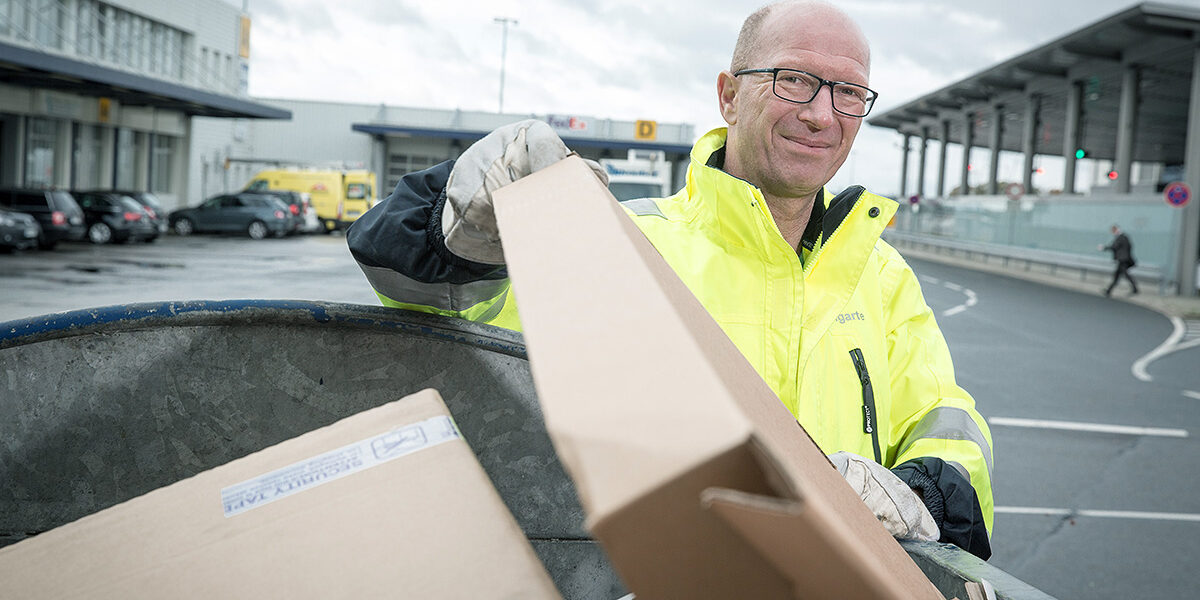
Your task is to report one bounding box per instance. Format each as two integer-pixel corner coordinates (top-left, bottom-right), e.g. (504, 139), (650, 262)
(494, 157), (945, 599)
(0, 389), (561, 599)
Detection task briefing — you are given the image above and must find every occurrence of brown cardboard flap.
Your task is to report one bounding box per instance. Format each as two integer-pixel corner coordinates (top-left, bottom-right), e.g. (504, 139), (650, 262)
(702, 486), (911, 599)
(494, 157), (756, 521)
(494, 156), (941, 599)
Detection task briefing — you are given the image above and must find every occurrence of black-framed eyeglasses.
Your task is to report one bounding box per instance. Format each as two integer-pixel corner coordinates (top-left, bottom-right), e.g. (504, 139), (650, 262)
(733, 68), (878, 118)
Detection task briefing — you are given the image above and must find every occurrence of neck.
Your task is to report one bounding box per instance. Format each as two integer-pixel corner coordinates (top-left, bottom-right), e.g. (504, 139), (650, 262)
(763, 191), (818, 251)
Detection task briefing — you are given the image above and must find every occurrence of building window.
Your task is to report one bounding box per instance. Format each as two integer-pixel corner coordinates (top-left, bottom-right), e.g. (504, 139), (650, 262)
(114, 127), (141, 189)
(68, 1), (191, 83)
(32, 0), (64, 49)
(150, 134), (175, 193)
(25, 117), (60, 188)
(387, 153), (440, 188)
(72, 124), (105, 189)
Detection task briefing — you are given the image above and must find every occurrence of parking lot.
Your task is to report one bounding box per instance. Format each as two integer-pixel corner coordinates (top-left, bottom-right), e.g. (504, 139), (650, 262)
(0, 233), (379, 322)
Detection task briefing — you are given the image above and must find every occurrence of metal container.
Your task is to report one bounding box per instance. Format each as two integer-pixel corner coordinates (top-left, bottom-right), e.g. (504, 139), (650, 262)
(0, 300), (1052, 600)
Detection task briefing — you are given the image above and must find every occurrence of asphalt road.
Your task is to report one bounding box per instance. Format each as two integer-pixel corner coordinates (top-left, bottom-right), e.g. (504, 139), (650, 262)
(2, 236), (1197, 598)
(0, 234), (378, 321)
(907, 257), (1200, 600)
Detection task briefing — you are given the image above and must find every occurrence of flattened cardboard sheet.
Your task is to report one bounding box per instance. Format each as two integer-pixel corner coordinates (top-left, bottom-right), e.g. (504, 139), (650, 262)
(495, 156), (942, 599)
(0, 389), (561, 599)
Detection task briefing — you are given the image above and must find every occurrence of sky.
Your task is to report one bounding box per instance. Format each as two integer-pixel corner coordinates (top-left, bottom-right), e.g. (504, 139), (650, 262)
(239, 0), (1200, 197)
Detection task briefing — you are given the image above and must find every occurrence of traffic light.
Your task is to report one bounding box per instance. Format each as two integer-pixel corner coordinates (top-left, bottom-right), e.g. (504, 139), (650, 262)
(1108, 170), (1119, 180)
(1075, 148), (1087, 159)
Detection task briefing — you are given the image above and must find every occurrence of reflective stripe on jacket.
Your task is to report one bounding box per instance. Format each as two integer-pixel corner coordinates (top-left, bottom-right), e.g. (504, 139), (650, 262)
(347, 127), (994, 557)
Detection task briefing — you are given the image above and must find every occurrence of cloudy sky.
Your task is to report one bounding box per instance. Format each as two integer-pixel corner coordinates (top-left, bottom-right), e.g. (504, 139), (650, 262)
(239, 0), (1200, 196)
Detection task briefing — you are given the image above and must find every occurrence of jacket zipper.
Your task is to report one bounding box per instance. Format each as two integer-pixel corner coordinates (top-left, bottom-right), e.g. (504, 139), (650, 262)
(849, 348), (882, 464)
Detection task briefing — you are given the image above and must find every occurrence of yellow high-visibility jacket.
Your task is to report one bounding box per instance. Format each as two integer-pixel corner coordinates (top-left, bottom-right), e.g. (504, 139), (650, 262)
(348, 127), (994, 558)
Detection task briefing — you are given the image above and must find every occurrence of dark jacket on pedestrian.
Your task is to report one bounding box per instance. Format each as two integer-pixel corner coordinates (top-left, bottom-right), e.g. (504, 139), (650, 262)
(1105, 233), (1135, 266)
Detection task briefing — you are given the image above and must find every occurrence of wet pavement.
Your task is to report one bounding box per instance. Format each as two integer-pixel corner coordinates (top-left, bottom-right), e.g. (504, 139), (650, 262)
(0, 233), (379, 322)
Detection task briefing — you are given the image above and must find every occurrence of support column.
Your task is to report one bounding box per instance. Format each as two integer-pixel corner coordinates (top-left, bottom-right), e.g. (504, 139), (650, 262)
(1063, 81), (1082, 194)
(1114, 65), (1140, 194)
(1178, 46), (1200, 295)
(917, 126), (929, 199)
(987, 105), (1003, 195)
(960, 112), (974, 195)
(899, 133), (911, 199)
(937, 119), (950, 198)
(1021, 94), (1041, 193)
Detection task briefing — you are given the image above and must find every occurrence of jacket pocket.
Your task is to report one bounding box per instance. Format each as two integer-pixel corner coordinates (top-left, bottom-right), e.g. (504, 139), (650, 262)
(849, 348), (882, 463)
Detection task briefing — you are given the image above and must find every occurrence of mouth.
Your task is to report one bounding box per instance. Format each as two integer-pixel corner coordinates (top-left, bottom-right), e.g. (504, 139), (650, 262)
(780, 134), (832, 151)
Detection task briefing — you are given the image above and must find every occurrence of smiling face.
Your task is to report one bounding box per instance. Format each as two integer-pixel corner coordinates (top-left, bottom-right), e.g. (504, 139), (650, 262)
(718, 2), (871, 203)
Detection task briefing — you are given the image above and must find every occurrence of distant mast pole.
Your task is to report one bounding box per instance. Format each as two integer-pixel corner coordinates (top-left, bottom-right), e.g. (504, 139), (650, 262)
(494, 17), (518, 114)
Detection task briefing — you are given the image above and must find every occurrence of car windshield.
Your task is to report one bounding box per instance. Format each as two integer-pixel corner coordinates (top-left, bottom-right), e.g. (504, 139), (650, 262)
(117, 197), (144, 212)
(51, 191), (80, 210)
(134, 192), (163, 209)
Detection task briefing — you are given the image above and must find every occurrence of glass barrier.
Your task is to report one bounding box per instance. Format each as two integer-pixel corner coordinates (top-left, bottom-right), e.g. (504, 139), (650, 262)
(892, 194), (1182, 280)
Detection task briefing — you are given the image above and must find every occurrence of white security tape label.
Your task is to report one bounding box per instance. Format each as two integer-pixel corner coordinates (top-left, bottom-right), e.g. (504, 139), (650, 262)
(221, 415), (459, 517)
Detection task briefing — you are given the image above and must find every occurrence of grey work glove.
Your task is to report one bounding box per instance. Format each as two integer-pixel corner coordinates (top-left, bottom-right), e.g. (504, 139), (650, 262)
(443, 119), (608, 265)
(829, 451), (940, 542)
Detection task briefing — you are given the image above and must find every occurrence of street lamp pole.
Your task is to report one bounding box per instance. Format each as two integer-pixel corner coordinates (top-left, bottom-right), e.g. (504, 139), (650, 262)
(494, 17), (518, 114)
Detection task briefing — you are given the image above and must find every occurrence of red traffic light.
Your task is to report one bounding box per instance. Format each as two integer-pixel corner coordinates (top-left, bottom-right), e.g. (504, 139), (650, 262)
(1108, 170), (1119, 180)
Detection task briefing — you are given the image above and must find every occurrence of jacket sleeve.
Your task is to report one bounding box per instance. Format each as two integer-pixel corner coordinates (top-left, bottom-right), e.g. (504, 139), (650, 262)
(346, 160), (522, 330)
(878, 248), (994, 560)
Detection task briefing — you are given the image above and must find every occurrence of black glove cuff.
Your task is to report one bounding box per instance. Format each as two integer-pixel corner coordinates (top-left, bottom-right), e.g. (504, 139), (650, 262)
(426, 188), (501, 271)
(894, 464), (945, 529)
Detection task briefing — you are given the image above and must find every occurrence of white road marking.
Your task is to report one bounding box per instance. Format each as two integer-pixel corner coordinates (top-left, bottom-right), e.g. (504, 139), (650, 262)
(1184, 390), (1200, 401)
(920, 275), (941, 285)
(1132, 316), (1185, 382)
(988, 416), (1188, 438)
(996, 506), (1200, 523)
(936, 280), (977, 318)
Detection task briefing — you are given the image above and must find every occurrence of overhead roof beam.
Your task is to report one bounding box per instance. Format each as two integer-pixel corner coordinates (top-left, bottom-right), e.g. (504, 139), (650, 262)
(1061, 43), (1123, 62)
(1015, 62), (1068, 78)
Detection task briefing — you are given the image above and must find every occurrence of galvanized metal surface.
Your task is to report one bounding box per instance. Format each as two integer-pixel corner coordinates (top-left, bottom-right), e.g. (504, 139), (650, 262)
(0, 300), (623, 599)
(0, 300), (1052, 599)
(902, 541), (1058, 600)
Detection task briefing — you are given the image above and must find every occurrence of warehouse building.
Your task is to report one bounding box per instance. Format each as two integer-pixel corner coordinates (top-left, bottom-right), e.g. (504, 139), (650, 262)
(0, 0), (289, 208)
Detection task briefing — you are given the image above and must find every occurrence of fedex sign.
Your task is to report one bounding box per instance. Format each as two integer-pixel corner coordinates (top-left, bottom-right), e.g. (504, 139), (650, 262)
(546, 115), (588, 132)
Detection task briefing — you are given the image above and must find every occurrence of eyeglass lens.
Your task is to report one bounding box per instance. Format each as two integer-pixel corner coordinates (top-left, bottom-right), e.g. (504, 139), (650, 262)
(774, 70), (873, 116)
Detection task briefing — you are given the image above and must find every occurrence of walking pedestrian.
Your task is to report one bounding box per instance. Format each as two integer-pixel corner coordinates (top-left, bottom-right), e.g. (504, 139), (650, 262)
(1100, 224), (1138, 296)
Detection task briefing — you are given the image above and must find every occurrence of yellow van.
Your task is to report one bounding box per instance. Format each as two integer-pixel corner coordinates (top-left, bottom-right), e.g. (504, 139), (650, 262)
(245, 169), (377, 233)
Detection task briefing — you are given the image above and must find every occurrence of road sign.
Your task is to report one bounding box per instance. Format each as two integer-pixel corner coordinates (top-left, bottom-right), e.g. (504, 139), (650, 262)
(1004, 182), (1025, 201)
(1164, 181), (1190, 208)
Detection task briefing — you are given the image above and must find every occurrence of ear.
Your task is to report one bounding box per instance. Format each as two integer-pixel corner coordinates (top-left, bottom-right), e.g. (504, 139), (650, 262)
(717, 71), (738, 125)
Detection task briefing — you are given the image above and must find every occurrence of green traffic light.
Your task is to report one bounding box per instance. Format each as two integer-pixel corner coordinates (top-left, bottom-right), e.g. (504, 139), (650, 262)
(1075, 149), (1086, 159)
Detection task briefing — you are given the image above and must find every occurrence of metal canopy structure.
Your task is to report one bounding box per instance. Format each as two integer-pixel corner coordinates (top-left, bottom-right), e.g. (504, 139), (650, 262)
(0, 40), (290, 120)
(869, 2), (1200, 295)
(870, 2), (1200, 177)
(350, 123), (695, 155)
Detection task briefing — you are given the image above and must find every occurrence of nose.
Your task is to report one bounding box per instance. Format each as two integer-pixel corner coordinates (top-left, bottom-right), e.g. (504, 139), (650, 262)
(796, 83), (837, 130)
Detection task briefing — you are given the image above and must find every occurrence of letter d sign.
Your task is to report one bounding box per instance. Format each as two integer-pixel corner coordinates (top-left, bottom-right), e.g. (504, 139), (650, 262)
(635, 120), (657, 141)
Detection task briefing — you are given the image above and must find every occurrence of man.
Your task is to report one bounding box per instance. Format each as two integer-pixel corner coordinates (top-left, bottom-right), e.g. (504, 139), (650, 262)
(348, 0), (993, 559)
(1101, 224), (1138, 296)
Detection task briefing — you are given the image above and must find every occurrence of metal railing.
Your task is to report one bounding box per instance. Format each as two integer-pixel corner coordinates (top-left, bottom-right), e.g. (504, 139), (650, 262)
(883, 230), (1167, 290)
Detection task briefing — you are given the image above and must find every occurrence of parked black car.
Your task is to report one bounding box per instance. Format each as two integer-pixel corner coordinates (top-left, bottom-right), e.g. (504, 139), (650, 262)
(247, 189), (312, 234)
(0, 188), (85, 249)
(169, 193), (292, 239)
(105, 190), (169, 234)
(0, 206), (41, 252)
(73, 191), (159, 244)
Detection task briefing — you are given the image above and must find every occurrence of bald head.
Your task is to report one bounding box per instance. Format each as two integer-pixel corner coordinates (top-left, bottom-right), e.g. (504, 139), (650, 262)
(730, 1), (870, 73)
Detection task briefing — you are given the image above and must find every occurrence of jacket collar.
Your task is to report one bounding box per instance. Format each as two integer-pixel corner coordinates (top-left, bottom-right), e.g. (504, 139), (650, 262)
(685, 128), (896, 263)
